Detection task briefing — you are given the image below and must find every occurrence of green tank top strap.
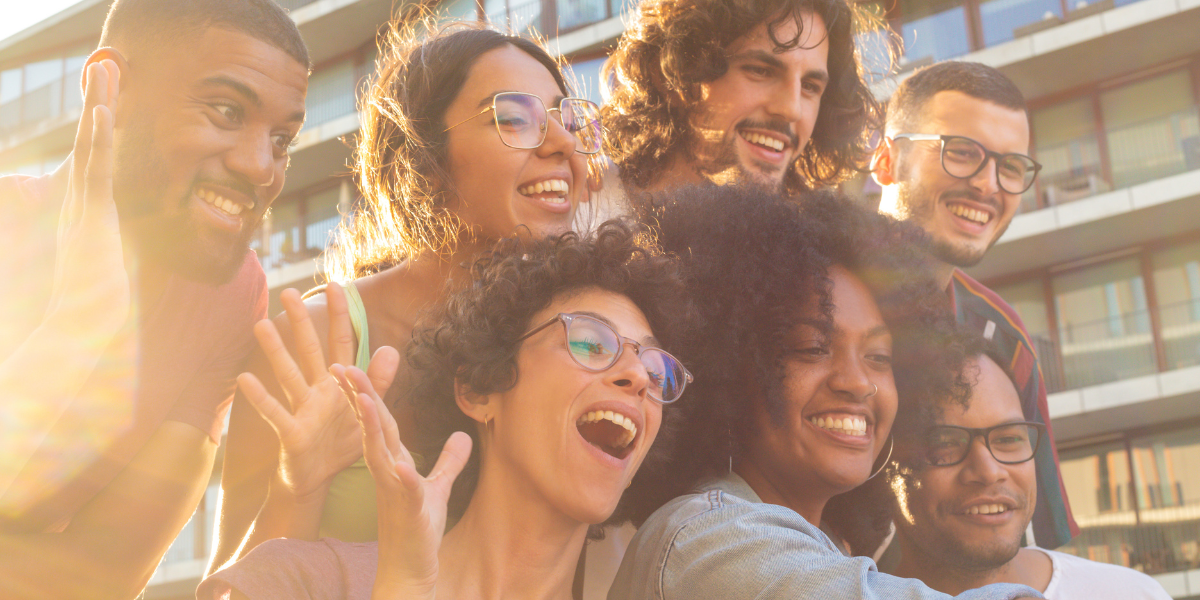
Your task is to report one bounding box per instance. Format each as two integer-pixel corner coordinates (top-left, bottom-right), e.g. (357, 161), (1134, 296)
(341, 282), (371, 371)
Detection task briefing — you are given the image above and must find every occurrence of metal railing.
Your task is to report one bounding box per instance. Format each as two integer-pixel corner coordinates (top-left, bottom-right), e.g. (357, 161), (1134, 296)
(0, 66), (83, 140)
(1058, 504), (1200, 575)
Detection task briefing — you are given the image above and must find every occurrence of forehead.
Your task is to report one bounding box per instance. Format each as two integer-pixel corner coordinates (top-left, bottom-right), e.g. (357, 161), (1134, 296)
(918, 91), (1030, 155)
(456, 45), (564, 109)
(828, 266), (887, 333)
(726, 10), (830, 70)
(533, 288), (654, 343)
(148, 27), (309, 94)
(939, 356), (1024, 428)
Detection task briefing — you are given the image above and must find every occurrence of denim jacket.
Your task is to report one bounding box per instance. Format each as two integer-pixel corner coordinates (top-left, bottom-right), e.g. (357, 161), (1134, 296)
(608, 472), (1043, 600)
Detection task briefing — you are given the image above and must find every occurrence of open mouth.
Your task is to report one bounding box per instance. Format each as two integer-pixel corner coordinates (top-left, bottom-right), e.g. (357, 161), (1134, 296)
(809, 413), (868, 437)
(518, 178), (569, 205)
(576, 410), (637, 460)
(739, 130), (787, 153)
(948, 203), (991, 226)
(196, 185), (252, 217)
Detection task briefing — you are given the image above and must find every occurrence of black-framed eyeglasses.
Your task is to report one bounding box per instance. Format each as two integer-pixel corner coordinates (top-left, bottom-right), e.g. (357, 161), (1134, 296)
(517, 313), (692, 404)
(444, 91), (602, 155)
(921, 421), (1045, 467)
(892, 133), (1042, 194)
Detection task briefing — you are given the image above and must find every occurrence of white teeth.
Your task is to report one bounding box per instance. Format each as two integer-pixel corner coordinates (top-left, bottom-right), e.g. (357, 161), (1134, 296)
(966, 503), (1008, 515)
(740, 131), (785, 152)
(949, 204), (990, 225)
(576, 409), (639, 449)
(197, 188), (245, 216)
(518, 179), (570, 199)
(809, 414), (867, 436)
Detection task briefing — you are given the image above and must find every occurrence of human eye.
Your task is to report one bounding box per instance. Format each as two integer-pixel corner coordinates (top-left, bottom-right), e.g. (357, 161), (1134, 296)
(740, 63), (772, 78)
(570, 336), (610, 357)
(999, 157), (1027, 177)
(496, 112), (532, 131)
(866, 351), (892, 369)
(271, 132), (297, 154)
(802, 78), (826, 96)
(209, 102), (244, 125)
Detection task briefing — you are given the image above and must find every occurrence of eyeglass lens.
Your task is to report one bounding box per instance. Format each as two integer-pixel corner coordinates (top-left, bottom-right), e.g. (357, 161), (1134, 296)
(564, 316), (687, 402)
(925, 423), (1041, 466)
(493, 93), (601, 154)
(941, 136), (1037, 194)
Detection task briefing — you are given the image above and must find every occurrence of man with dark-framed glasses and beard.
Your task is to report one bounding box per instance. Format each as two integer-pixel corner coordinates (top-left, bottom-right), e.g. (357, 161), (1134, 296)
(869, 60), (1078, 553)
(883, 339), (1169, 599)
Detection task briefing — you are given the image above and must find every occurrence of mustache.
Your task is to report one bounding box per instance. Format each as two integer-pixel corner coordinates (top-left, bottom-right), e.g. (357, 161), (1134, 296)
(736, 119), (800, 149)
(192, 176), (258, 206)
(942, 189), (1001, 213)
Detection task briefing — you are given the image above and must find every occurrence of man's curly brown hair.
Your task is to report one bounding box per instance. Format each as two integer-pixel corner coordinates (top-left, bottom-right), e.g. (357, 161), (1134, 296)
(624, 185), (972, 530)
(405, 220), (697, 529)
(602, 0), (889, 194)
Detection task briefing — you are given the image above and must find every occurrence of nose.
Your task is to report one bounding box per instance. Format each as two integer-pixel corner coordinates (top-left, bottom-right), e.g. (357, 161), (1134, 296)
(225, 128), (278, 189)
(537, 109), (578, 159)
(606, 343), (651, 400)
(827, 351), (878, 402)
(959, 437), (1009, 485)
(967, 156), (1002, 197)
(766, 77), (807, 128)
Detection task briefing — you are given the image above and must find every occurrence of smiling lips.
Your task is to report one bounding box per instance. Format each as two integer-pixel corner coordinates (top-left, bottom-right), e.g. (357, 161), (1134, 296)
(196, 185), (253, 217)
(964, 503), (1011, 516)
(518, 178), (570, 204)
(948, 203), (992, 226)
(810, 414), (868, 437)
(739, 130), (787, 153)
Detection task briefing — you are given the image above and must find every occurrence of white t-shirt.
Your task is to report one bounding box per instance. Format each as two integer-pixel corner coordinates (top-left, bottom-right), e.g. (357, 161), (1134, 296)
(1031, 547), (1172, 600)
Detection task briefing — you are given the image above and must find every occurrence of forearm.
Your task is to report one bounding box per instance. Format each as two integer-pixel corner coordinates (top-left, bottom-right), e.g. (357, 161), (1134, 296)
(0, 529), (159, 600)
(237, 471), (329, 560)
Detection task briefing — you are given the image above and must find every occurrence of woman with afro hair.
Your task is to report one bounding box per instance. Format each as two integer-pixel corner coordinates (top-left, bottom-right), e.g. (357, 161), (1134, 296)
(610, 185), (1041, 599)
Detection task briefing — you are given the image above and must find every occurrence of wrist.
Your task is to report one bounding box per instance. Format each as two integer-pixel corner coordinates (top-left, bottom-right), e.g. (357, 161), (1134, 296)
(268, 469), (330, 510)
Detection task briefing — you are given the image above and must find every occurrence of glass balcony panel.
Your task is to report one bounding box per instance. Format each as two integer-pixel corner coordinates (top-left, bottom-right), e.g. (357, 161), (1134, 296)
(21, 80), (61, 124)
(980, 0), (1063, 47)
(558, 0), (608, 31)
(487, 0), (543, 36)
(1031, 98), (1106, 210)
(1153, 241), (1200, 370)
(276, 0), (322, 10)
(896, 0), (971, 63)
(992, 279), (1066, 391)
(1053, 259), (1156, 389)
(1060, 441), (1136, 527)
(264, 201), (303, 270)
(305, 60), (357, 129)
(0, 68), (21, 105)
(305, 187), (342, 252)
(1101, 70), (1200, 188)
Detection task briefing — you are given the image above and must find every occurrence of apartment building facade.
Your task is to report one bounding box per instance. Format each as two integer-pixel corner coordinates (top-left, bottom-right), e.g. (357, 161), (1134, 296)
(1, 0), (1198, 597)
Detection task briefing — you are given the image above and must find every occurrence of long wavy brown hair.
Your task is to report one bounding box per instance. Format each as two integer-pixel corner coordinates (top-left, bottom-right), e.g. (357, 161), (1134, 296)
(324, 18), (571, 281)
(602, 0), (892, 193)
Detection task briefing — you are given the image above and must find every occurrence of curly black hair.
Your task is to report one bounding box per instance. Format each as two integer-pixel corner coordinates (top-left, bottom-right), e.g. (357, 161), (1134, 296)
(405, 220), (697, 529)
(625, 184), (972, 531)
(602, 0), (891, 194)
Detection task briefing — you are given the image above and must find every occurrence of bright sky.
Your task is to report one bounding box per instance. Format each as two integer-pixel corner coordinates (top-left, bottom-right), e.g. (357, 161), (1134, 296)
(0, 0), (88, 46)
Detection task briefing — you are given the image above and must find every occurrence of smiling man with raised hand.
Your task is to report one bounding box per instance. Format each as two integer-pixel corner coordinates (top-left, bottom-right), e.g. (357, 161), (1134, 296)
(601, 0), (881, 201)
(871, 61), (1078, 552)
(886, 343), (1169, 599)
(0, 0), (307, 597)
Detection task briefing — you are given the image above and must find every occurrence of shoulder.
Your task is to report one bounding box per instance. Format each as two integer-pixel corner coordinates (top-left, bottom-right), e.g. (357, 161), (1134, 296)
(198, 538), (378, 600)
(1039, 549), (1171, 599)
(952, 270), (1028, 329)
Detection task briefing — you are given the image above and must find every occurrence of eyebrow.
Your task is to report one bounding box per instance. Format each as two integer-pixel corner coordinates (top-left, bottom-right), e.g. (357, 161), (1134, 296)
(729, 48), (830, 83)
(574, 311), (660, 346)
(476, 90), (567, 110)
(199, 75), (306, 123)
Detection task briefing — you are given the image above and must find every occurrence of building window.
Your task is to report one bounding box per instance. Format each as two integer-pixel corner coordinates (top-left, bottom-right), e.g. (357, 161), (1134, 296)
(1152, 240), (1200, 370)
(1100, 70), (1200, 189)
(894, 0), (972, 64)
(1030, 98), (1105, 209)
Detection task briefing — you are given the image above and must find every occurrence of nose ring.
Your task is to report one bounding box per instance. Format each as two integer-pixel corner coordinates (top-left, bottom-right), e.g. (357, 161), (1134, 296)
(866, 383), (878, 398)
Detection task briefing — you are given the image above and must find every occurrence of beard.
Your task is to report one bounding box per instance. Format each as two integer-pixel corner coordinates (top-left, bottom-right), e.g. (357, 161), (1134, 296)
(891, 178), (1001, 269)
(688, 115), (797, 192)
(113, 120), (264, 286)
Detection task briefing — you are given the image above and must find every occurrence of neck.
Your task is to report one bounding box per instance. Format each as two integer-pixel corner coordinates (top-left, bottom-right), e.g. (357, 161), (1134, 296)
(734, 461), (828, 527)
(893, 536), (1049, 595)
(934, 261), (957, 290)
(435, 460), (588, 600)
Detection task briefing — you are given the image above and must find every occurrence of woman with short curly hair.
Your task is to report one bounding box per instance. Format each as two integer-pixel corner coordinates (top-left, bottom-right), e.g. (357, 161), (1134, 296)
(611, 186), (1041, 599)
(200, 222), (694, 599)
(210, 19), (606, 570)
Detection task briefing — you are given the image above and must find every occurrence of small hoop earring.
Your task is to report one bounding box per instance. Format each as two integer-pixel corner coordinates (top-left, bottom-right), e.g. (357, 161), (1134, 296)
(864, 436), (894, 481)
(866, 383), (878, 398)
(484, 415), (494, 435)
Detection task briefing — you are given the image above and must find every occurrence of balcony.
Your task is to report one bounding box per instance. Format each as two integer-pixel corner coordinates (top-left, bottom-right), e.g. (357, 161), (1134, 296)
(488, 0), (620, 37)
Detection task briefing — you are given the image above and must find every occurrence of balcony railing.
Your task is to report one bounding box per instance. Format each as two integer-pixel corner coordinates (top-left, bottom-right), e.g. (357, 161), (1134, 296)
(0, 64), (83, 141)
(276, 0), (324, 10)
(1060, 495), (1200, 575)
(488, 0), (617, 36)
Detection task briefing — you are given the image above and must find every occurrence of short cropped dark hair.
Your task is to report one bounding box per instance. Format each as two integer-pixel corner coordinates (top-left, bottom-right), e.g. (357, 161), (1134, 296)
(624, 185), (970, 525)
(99, 0), (309, 68)
(603, 0), (887, 193)
(885, 61), (1025, 135)
(406, 220), (696, 529)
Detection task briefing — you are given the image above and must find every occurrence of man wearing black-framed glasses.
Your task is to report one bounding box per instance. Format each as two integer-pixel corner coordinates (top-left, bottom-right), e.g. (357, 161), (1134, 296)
(885, 349), (1169, 599)
(870, 61), (1079, 553)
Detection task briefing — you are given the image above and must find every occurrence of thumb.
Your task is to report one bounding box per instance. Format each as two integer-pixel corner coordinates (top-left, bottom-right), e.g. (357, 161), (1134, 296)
(428, 432), (473, 492)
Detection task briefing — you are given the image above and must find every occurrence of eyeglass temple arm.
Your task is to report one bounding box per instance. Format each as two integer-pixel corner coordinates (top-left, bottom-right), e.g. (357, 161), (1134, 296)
(891, 133), (942, 142)
(443, 105), (493, 133)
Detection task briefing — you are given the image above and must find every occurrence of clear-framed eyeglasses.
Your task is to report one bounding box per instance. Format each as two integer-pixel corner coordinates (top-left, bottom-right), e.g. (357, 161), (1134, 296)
(517, 313), (692, 404)
(444, 91), (602, 155)
(892, 133), (1042, 194)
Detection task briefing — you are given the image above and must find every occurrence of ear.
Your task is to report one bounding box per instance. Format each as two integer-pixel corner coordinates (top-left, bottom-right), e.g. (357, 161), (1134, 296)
(454, 377), (490, 426)
(870, 136), (898, 187)
(82, 48), (130, 99)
